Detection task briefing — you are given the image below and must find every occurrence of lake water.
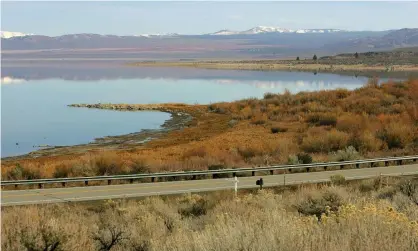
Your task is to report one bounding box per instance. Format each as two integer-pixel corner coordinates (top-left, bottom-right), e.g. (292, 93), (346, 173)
(1, 64), (388, 157)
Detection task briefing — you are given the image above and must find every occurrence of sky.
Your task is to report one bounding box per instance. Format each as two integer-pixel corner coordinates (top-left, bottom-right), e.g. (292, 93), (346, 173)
(1, 1), (417, 36)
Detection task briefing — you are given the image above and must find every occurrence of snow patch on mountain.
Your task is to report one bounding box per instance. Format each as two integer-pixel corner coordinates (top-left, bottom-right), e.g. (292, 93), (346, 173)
(1, 31), (34, 39)
(136, 33), (180, 38)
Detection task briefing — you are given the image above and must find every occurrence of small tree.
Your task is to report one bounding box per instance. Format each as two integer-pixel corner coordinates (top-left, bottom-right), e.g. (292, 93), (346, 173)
(296, 56), (300, 61)
(354, 52), (359, 59)
(313, 54), (317, 61)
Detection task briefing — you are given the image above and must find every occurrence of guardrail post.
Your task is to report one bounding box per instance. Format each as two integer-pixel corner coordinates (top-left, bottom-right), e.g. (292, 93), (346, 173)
(398, 160), (402, 165)
(14, 184), (18, 189)
(324, 166), (327, 171)
(108, 180), (112, 185)
(38, 183), (43, 189)
(340, 165), (344, 169)
(233, 172), (237, 177)
(270, 170), (274, 175)
(306, 167), (310, 172)
(385, 161), (389, 166)
(288, 169), (292, 173)
(356, 163), (360, 168)
(252, 171), (255, 176)
(192, 175), (197, 180)
(62, 182), (66, 187)
(151, 177), (156, 182)
(414, 158), (417, 162)
(130, 179), (134, 184)
(85, 180), (89, 186)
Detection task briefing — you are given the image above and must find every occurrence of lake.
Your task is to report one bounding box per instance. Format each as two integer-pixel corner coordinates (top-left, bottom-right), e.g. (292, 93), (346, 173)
(1, 63), (389, 157)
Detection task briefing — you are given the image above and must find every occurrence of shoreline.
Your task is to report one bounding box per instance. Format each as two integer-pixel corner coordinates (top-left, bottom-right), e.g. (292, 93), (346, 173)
(1, 104), (193, 161)
(129, 61), (418, 76)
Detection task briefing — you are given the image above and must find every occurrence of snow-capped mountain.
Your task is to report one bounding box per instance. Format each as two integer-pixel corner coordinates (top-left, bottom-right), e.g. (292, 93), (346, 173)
(243, 26), (293, 34)
(135, 33), (180, 38)
(208, 26), (345, 35)
(1, 31), (34, 39)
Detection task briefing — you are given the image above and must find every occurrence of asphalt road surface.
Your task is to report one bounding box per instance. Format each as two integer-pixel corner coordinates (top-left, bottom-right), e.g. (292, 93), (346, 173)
(2, 164), (418, 206)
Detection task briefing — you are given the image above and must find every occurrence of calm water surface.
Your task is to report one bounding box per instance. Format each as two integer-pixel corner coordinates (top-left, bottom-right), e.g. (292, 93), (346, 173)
(1, 65), (385, 157)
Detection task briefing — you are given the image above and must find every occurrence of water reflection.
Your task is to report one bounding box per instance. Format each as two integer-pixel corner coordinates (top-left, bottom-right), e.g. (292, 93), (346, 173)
(1, 63), (373, 93)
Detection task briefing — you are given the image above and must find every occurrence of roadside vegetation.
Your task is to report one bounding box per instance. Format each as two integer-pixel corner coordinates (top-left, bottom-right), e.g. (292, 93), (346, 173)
(2, 176), (418, 250)
(2, 78), (418, 180)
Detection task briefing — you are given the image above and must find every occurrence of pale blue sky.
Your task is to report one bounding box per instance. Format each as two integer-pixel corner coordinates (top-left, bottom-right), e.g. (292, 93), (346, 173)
(1, 1), (417, 36)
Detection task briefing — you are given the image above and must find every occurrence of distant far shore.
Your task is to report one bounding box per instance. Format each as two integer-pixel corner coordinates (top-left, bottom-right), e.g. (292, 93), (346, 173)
(130, 60), (418, 74)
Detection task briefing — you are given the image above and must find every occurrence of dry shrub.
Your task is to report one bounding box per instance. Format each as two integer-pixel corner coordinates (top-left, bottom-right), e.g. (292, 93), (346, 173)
(237, 146), (262, 160)
(306, 113), (337, 126)
(239, 106), (253, 120)
(301, 129), (350, 153)
(93, 154), (127, 176)
(294, 186), (348, 219)
(330, 175), (347, 185)
(349, 131), (383, 153)
(182, 146), (207, 159)
(336, 114), (366, 132)
(330, 146), (362, 161)
(178, 194), (216, 217)
(3, 180), (418, 251)
(271, 126), (288, 134)
(251, 114), (268, 125)
(377, 121), (416, 149)
(6, 163), (41, 180)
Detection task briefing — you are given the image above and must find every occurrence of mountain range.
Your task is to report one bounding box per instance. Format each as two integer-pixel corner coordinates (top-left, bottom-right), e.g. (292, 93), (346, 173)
(2, 27), (418, 60)
(207, 26), (345, 35)
(0, 26), (350, 39)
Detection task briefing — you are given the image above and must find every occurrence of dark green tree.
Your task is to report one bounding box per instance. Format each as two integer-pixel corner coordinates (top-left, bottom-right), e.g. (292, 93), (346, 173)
(313, 54), (317, 61)
(354, 52), (359, 59)
(296, 56), (300, 61)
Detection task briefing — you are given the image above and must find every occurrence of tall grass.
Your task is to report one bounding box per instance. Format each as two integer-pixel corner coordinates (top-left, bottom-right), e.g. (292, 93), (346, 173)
(2, 177), (418, 251)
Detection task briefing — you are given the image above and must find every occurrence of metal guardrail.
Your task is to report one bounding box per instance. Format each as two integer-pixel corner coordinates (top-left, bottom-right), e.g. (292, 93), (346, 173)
(1, 155), (417, 188)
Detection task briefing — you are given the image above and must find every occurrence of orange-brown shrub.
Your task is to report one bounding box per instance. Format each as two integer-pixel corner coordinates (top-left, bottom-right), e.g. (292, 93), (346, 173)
(306, 113), (337, 126)
(377, 122), (416, 149)
(349, 131), (384, 153)
(301, 129), (350, 153)
(336, 114), (367, 133)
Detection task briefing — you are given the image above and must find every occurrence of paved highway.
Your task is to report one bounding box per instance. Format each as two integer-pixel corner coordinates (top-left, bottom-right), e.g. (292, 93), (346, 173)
(2, 164), (418, 206)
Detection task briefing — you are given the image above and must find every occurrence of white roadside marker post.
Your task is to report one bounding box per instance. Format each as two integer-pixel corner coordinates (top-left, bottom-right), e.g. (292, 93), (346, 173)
(234, 176), (239, 197)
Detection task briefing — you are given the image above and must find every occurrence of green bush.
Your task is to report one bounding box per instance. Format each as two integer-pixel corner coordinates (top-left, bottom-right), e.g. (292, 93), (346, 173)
(297, 153), (313, 164)
(7, 164), (41, 180)
(330, 146), (362, 161)
(287, 155), (301, 165)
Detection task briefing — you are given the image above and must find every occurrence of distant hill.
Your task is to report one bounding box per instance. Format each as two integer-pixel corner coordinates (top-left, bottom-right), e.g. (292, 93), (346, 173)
(320, 47), (418, 65)
(323, 28), (418, 53)
(1, 28), (417, 60)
